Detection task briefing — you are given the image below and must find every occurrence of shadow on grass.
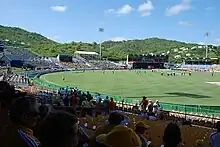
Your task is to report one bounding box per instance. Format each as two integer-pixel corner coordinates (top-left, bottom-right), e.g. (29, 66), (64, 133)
(125, 92), (211, 99)
(165, 92), (212, 99)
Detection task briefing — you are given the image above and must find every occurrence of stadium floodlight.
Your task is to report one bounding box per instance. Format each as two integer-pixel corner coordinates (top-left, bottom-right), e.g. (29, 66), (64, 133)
(204, 32), (210, 59)
(99, 28), (104, 60)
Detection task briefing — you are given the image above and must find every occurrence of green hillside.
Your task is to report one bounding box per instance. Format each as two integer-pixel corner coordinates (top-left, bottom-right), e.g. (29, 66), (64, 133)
(0, 25), (219, 61)
(0, 25), (56, 47)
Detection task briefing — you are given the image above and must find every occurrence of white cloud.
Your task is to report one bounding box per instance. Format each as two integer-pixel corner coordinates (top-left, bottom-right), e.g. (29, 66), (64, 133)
(138, 1), (154, 16)
(51, 6), (67, 12)
(106, 4), (134, 15)
(178, 21), (192, 26)
(111, 37), (127, 41)
(166, 0), (191, 16)
(118, 4), (135, 14)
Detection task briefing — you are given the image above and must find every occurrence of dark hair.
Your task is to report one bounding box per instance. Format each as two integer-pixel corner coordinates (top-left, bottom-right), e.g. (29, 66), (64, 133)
(9, 96), (37, 124)
(0, 81), (15, 108)
(38, 105), (49, 121)
(163, 122), (182, 147)
(108, 111), (124, 125)
(38, 111), (78, 147)
(216, 121), (220, 131)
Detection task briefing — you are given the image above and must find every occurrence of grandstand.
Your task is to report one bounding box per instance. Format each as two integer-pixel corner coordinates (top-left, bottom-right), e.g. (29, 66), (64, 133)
(128, 54), (169, 69)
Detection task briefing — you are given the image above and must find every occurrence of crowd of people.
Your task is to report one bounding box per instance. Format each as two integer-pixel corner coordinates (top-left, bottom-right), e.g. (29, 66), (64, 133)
(0, 81), (220, 147)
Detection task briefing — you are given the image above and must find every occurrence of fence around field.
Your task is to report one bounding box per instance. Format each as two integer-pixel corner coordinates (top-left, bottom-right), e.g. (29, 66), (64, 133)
(31, 70), (220, 117)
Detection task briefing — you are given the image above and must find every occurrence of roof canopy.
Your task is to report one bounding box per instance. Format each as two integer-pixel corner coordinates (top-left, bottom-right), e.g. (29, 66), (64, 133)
(74, 51), (99, 55)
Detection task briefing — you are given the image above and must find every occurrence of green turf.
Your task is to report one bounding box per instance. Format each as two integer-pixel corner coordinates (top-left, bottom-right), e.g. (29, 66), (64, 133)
(40, 70), (220, 106)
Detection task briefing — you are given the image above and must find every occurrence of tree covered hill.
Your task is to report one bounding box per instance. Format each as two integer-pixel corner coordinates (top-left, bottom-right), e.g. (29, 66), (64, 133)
(0, 25), (219, 61)
(0, 25), (56, 47)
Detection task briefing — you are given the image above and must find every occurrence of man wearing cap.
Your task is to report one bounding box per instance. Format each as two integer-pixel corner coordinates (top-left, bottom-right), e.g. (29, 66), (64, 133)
(96, 125), (142, 147)
(135, 121), (151, 147)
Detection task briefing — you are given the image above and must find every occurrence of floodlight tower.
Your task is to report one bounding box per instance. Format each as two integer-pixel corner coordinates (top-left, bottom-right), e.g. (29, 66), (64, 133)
(204, 32), (210, 59)
(98, 28), (104, 60)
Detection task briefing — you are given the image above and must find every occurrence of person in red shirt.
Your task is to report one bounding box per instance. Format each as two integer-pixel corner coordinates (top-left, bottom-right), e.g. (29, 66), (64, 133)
(109, 98), (116, 111)
(73, 91), (79, 106)
(141, 96), (148, 111)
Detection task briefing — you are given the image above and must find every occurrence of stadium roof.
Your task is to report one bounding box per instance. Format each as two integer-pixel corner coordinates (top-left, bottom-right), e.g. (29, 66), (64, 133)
(74, 51), (99, 55)
(0, 53), (22, 61)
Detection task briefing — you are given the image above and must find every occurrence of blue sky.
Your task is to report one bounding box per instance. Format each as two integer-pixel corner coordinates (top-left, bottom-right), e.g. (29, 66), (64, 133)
(0, 0), (219, 44)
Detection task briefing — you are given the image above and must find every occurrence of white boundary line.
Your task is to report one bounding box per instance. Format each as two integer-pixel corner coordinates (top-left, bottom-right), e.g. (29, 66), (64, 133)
(40, 74), (64, 87)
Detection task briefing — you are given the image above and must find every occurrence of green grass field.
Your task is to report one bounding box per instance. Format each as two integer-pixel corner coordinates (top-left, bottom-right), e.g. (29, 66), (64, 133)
(40, 70), (220, 106)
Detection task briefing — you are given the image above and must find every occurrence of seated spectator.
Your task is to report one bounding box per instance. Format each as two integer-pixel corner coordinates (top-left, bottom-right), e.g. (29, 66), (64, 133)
(0, 96), (40, 147)
(81, 98), (93, 116)
(162, 122), (182, 147)
(135, 121), (151, 147)
(0, 81), (16, 132)
(96, 125), (142, 147)
(89, 111), (125, 146)
(38, 111), (79, 147)
(210, 121), (220, 147)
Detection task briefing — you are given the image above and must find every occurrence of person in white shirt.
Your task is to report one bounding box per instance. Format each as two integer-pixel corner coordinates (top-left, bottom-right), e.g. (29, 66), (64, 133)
(96, 94), (101, 103)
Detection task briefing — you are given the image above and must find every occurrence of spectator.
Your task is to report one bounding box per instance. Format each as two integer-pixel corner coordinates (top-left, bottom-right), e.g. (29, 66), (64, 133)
(103, 96), (110, 115)
(89, 111), (124, 146)
(79, 92), (86, 106)
(86, 91), (93, 101)
(73, 91), (79, 106)
(0, 96), (40, 147)
(210, 121), (220, 147)
(38, 111), (79, 147)
(81, 98), (93, 116)
(96, 98), (104, 117)
(96, 125), (142, 147)
(140, 96), (148, 111)
(135, 121), (151, 147)
(162, 122), (182, 147)
(109, 97), (116, 111)
(96, 93), (102, 103)
(0, 81), (16, 132)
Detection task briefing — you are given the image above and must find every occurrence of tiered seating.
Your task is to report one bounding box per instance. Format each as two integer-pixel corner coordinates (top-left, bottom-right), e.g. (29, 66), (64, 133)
(60, 62), (89, 68)
(6, 73), (29, 86)
(89, 60), (119, 69)
(78, 114), (213, 147)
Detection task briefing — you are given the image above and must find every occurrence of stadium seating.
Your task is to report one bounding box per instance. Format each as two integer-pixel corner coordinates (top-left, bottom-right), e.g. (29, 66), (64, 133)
(77, 113), (213, 147)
